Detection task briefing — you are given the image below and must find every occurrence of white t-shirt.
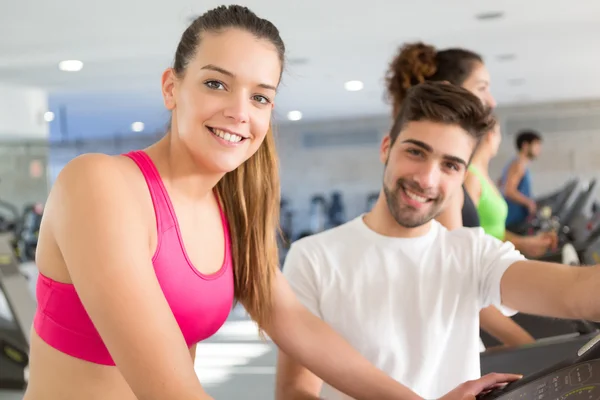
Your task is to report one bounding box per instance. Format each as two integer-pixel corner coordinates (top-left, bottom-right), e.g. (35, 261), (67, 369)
(282, 215), (525, 399)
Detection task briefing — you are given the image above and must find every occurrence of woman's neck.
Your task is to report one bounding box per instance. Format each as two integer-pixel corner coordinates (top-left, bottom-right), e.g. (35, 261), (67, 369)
(145, 132), (224, 204)
(470, 150), (491, 174)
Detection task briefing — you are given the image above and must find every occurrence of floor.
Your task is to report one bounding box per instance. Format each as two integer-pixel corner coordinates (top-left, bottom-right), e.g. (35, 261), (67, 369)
(0, 265), (281, 400)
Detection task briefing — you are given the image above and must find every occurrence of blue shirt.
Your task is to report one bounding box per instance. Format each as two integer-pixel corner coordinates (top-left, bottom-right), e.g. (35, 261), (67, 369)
(500, 159), (532, 228)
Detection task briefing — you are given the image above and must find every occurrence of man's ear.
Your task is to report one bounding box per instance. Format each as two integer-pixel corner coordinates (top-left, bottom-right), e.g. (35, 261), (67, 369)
(380, 135), (392, 164)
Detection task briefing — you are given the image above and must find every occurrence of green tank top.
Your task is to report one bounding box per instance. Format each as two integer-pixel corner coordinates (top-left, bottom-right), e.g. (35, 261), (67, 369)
(468, 165), (508, 240)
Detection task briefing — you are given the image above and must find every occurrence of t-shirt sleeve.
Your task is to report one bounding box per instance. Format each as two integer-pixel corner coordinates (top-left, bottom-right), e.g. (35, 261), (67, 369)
(476, 229), (526, 315)
(282, 242), (323, 319)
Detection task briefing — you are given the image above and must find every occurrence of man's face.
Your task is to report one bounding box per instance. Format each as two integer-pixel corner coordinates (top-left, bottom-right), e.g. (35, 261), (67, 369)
(380, 120), (477, 228)
(525, 140), (542, 160)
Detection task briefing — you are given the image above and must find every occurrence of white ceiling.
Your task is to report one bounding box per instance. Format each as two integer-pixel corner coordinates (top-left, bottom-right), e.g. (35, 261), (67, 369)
(2, 0), (600, 137)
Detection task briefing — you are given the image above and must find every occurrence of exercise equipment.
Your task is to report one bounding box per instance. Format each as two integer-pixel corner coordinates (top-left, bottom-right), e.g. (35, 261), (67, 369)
(0, 232), (35, 390)
(308, 195), (328, 234)
(13, 203), (43, 263)
(537, 179), (600, 263)
(327, 191), (346, 228)
(479, 331), (600, 399)
(510, 179), (582, 236)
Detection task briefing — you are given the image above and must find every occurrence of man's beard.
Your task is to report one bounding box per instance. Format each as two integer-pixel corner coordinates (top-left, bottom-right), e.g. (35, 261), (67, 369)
(383, 178), (444, 228)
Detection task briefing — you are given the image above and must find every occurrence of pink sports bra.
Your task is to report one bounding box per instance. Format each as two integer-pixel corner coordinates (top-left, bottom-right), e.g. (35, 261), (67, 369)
(33, 150), (235, 365)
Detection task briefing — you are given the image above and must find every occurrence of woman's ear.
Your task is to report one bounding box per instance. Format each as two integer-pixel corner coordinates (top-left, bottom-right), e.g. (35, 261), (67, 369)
(161, 68), (177, 111)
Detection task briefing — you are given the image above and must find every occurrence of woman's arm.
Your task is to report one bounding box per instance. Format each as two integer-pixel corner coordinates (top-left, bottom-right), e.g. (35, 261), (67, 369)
(479, 306), (535, 347)
(463, 171), (482, 208)
(48, 154), (211, 400)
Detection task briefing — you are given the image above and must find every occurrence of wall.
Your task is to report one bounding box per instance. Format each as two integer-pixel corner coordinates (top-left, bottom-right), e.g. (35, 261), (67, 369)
(0, 84), (50, 211)
(0, 84), (49, 140)
(276, 115), (390, 235)
(276, 99), (600, 238)
(0, 141), (49, 213)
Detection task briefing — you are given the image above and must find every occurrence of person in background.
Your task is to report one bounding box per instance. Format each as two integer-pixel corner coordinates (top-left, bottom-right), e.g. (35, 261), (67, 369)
(464, 121), (555, 258)
(384, 41), (534, 350)
(461, 118), (557, 348)
(500, 130), (544, 231)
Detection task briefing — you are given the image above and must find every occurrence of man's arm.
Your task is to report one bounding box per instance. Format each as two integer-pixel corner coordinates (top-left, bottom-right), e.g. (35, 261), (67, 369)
(500, 260), (600, 321)
(503, 161), (533, 208)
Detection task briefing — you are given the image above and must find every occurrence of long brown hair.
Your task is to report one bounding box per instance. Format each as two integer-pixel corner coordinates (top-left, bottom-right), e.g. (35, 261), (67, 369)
(215, 126), (280, 328)
(173, 5), (285, 328)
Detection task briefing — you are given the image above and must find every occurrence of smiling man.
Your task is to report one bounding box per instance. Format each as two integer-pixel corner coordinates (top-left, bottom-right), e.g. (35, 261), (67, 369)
(276, 82), (600, 400)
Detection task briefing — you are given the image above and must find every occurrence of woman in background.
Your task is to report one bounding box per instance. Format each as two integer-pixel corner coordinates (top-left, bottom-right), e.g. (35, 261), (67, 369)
(385, 41), (536, 349)
(463, 119), (557, 259)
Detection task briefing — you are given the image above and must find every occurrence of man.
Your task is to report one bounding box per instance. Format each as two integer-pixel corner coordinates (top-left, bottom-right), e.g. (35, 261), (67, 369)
(500, 130), (543, 230)
(276, 82), (599, 400)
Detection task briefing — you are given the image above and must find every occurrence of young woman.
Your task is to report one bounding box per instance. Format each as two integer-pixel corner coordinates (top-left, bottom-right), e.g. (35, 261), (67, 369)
(464, 120), (557, 259)
(384, 41), (536, 349)
(23, 6), (519, 400)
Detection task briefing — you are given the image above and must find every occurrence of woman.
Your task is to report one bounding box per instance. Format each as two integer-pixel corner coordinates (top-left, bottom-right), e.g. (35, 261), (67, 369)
(24, 6), (518, 400)
(463, 120), (557, 259)
(384, 41), (536, 349)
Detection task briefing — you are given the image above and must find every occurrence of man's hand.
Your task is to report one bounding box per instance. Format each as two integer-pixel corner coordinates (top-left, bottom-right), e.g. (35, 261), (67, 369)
(440, 373), (523, 400)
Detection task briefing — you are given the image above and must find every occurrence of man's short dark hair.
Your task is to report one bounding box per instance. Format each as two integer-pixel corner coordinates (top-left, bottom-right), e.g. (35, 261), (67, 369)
(515, 130), (542, 150)
(389, 81), (495, 147)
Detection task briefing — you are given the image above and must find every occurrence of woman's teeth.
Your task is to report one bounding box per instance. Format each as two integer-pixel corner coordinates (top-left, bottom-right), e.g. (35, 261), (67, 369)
(211, 128), (243, 143)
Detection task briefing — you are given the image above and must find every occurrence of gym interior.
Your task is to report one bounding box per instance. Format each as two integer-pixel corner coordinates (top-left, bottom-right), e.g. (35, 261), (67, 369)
(2, 1), (600, 399)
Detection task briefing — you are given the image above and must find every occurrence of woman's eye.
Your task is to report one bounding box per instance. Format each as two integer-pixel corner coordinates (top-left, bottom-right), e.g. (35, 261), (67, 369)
(205, 80), (225, 90)
(253, 95), (270, 104)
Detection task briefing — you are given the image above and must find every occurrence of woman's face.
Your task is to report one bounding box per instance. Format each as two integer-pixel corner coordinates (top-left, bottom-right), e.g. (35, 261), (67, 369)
(162, 28), (281, 174)
(462, 62), (497, 110)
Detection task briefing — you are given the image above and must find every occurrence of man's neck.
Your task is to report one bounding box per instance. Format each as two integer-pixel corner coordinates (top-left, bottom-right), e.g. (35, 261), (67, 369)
(517, 152), (530, 166)
(362, 195), (432, 239)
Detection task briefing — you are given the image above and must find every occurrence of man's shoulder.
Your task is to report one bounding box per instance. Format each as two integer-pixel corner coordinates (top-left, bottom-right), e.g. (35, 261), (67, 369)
(435, 223), (499, 255)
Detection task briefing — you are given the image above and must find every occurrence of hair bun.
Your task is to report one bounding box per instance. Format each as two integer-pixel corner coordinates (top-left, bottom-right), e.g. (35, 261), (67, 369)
(385, 42), (438, 115)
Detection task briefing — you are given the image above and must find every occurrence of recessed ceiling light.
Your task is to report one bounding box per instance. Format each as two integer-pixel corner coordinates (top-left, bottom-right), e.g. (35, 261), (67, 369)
(287, 111), (302, 121)
(344, 80), (364, 91)
(497, 53), (516, 62)
(58, 60), (84, 72)
(508, 78), (525, 86)
(43, 111), (55, 122)
(288, 57), (309, 66)
(475, 11), (504, 21)
(131, 121), (145, 132)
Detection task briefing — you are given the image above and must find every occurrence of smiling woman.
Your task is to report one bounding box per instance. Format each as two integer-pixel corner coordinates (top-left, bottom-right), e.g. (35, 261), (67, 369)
(22, 4), (445, 400)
